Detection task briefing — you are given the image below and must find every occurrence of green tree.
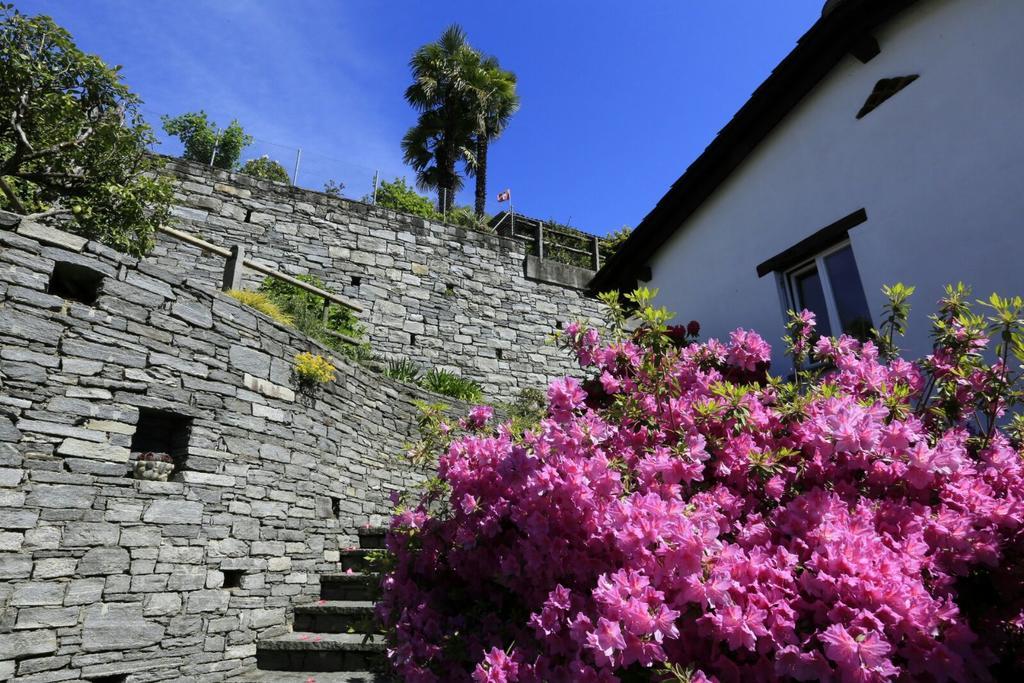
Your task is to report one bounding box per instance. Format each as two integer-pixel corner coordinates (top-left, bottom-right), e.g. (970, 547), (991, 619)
(366, 177), (439, 220)
(239, 155), (290, 183)
(0, 4), (172, 255)
(162, 111), (252, 170)
(604, 225), (632, 257)
(402, 25), (478, 214)
(465, 54), (519, 217)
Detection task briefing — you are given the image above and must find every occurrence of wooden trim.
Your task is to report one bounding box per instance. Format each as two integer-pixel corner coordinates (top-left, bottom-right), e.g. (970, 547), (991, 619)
(755, 208), (867, 277)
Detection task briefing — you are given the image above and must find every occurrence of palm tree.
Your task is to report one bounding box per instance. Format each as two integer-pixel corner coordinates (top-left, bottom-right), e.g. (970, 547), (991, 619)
(402, 25), (478, 214)
(465, 56), (519, 218)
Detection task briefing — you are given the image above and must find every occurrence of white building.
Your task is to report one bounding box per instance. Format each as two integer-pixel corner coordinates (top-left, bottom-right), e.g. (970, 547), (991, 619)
(592, 0), (1024, 370)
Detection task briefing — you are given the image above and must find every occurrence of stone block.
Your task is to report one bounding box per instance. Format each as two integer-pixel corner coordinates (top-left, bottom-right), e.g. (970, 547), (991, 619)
(242, 373), (295, 402)
(119, 526), (161, 547)
(11, 582), (65, 606)
(143, 592), (182, 617)
(78, 547), (130, 576)
(171, 301), (213, 328)
(231, 517), (260, 541)
(0, 629), (57, 660)
(62, 521), (120, 547)
(0, 508), (39, 529)
(32, 557), (77, 579)
(83, 419), (135, 435)
(0, 531), (23, 551)
(267, 556), (291, 572)
(0, 553), (33, 579)
(0, 467), (24, 487)
(179, 471), (234, 487)
(25, 484), (95, 509)
(185, 588), (230, 613)
(230, 345), (272, 378)
(167, 566), (206, 591)
(143, 499), (204, 525)
(15, 606), (79, 629)
(64, 577), (104, 606)
(130, 574), (168, 592)
(56, 437), (131, 463)
(245, 607), (286, 629)
(16, 221), (87, 251)
(82, 603), (165, 652)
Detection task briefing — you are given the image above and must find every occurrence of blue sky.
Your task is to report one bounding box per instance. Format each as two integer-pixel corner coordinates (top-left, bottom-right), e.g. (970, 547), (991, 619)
(19, 1), (823, 234)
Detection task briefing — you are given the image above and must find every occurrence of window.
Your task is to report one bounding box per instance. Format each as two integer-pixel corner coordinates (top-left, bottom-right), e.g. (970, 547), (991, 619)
(784, 241), (872, 340)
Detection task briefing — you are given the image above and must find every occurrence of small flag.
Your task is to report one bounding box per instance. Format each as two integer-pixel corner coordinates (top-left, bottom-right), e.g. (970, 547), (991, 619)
(496, 189), (511, 202)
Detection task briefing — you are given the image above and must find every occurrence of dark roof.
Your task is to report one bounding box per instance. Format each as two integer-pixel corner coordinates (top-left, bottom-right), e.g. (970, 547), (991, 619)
(589, 0), (919, 292)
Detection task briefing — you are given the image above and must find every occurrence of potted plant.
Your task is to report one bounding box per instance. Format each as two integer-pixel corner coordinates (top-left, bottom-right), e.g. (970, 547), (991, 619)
(133, 452), (174, 481)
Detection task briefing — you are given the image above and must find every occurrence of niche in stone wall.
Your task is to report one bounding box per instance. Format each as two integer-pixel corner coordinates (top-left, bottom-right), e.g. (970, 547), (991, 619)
(129, 408), (193, 481)
(48, 261), (105, 305)
(222, 569), (245, 590)
(87, 676), (127, 683)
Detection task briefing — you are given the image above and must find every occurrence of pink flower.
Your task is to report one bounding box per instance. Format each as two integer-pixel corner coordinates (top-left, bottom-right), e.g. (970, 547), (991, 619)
(587, 617), (627, 658)
(466, 405), (494, 429)
(548, 376), (587, 416)
(472, 647), (520, 683)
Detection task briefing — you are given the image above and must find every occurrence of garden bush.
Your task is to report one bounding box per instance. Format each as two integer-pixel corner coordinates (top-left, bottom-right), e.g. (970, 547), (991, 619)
(258, 274), (367, 358)
(420, 368), (484, 403)
(378, 285), (1024, 682)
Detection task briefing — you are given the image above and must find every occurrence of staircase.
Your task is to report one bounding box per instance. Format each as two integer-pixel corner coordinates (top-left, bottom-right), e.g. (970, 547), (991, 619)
(235, 528), (391, 682)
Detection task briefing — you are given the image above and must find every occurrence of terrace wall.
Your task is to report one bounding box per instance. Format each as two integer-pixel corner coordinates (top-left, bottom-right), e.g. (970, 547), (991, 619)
(0, 220), (450, 681)
(149, 157), (604, 400)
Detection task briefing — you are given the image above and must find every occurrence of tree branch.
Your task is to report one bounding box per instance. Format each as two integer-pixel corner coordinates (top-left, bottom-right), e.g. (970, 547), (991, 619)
(24, 206), (72, 221)
(0, 176), (27, 214)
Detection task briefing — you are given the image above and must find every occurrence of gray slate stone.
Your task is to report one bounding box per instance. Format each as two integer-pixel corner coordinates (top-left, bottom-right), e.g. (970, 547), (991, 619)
(78, 546), (130, 576)
(82, 603), (165, 652)
(143, 499), (204, 525)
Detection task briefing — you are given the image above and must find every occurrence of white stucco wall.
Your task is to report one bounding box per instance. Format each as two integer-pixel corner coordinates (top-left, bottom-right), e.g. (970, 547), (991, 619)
(647, 0), (1023, 370)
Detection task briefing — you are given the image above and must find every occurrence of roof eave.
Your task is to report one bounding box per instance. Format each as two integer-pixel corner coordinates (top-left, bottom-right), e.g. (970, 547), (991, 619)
(588, 0), (919, 293)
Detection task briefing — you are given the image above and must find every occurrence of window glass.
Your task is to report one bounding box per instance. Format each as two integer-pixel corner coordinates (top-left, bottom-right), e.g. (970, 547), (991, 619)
(793, 267), (832, 338)
(824, 245), (872, 340)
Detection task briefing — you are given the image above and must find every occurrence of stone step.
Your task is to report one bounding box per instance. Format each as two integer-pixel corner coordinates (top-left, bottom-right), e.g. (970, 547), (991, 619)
(231, 670), (393, 682)
(293, 600), (380, 634)
(319, 573), (379, 601)
(357, 527), (387, 550)
(256, 632), (386, 672)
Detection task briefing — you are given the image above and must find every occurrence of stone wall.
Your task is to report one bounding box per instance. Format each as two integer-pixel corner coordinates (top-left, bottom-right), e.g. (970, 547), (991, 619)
(149, 157), (604, 400)
(0, 220), (456, 681)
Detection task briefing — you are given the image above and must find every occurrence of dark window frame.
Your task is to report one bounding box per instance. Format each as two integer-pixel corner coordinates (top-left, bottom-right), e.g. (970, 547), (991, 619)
(756, 209), (867, 278)
(758, 209), (872, 340)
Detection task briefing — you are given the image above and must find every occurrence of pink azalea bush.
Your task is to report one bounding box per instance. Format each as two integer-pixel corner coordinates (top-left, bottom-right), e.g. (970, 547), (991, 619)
(378, 285), (1024, 682)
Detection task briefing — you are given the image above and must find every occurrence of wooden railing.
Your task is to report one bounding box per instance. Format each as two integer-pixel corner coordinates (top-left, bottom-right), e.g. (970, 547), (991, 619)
(493, 215), (603, 271)
(156, 225), (363, 315)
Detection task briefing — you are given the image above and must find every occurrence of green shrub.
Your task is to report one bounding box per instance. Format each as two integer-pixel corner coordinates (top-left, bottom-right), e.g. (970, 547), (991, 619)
(420, 368), (483, 402)
(258, 275), (365, 350)
(239, 155), (291, 183)
(226, 289), (294, 326)
(384, 358), (423, 383)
